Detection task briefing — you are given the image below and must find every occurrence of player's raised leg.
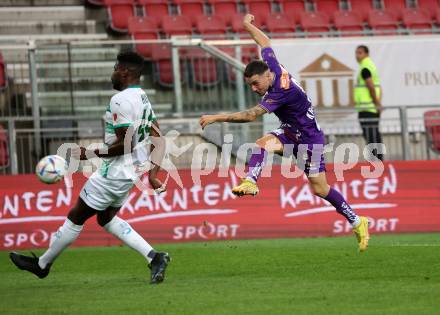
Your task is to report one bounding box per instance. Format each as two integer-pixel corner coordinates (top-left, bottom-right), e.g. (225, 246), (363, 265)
(9, 197), (96, 278)
(232, 134), (283, 196)
(308, 172), (370, 252)
(97, 208), (170, 284)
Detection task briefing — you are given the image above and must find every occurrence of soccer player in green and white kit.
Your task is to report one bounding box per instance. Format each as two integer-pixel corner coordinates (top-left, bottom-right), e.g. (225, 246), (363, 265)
(10, 51), (170, 284)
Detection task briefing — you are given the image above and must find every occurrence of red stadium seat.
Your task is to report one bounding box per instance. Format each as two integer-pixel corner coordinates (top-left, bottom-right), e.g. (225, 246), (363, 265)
(417, 0), (440, 19)
(299, 11), (331, 36)
(266, 13), (296, 35)
(139, 0), (169, 19)
(314, 0), (340, 22)
(368, 10), (399, 35)
(162, 15), (193, 36)
(437, 7), (440, 23)
(174, 0), (205, 26)
(349, 0), (374, 22)
(196, 15), (227, 37)
(333, 11), (364, 36)
(104, 0), (135, 33)
(151, 43), (178, 87)
(181, 47), (219, 86)
(382, 0), (407, 19)
(242, 0), (273, 25)
(0, 52), (7, 89)
(279, 0), (306, 23)
(207, 0), (238, 26)
(128, 17), (159, 59)
(153, 43), (188, 88)
(424, 110), (440, 155)
(402, 8), (432, 33)
(0, 124), (9, 168)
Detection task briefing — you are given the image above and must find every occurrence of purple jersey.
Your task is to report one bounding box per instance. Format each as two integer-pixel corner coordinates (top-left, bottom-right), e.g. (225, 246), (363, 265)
(259, 47), (324, 144)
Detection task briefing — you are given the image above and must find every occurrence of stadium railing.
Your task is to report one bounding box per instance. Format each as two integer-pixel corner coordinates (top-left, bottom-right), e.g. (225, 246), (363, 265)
(1, 36), (440, 175)
(1, 104), (440, 175)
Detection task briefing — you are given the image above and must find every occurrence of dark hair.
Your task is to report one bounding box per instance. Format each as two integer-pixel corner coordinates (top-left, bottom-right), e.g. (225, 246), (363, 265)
(357, 45), (369, 54)
(116, 51), (144, 77)
(244, 60), (269, 78)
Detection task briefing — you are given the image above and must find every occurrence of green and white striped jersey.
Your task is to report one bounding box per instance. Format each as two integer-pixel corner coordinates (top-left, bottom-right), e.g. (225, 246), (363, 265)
(101, 86), (156, 180)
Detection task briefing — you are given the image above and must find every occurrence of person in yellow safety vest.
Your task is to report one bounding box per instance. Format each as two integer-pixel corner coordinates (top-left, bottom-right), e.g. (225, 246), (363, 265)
(354, 45), (384, 161)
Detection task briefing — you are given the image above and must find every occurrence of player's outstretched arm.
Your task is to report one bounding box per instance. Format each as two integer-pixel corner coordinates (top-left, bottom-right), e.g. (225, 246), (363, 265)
(199, 105), (267, 129)
(243, 14), (270, 48)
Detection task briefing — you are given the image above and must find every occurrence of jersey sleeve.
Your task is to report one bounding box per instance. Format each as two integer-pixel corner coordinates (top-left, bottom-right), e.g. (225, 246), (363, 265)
(261, 47), (282, 75)
(259, 91), (286, 113)
(110, 96), (133, 128)
(361, 68), (372, 80)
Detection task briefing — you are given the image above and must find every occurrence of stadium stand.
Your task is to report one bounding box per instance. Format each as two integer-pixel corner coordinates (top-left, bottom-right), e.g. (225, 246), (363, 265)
(349, 0), (375, 22)
(382, 0), (408, 20)
(314, 0), (341, 22)
(128, 17), (160, 59)
(266, 12), (297, 35)
(402, 8), (433, 33)
(208, 0), (238, 26)
(174, 0), (205, 26)
(417, 0), (440, 19)
(139, 0), (169, 19)
(424, 110), (440, 157)
(196, 15), (228, 37)
(300, 11), (331, 35)
(162, 15), (193, 36)
(189, 53), (219, 86)
(368, 9), (399, 34)
(333, 10), (364, 35)
(151, 43), (175, 87)
(103, 0), (135, 33)
(279, 0), (307, 24)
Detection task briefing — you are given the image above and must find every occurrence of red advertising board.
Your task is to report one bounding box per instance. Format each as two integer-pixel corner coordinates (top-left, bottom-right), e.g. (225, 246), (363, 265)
(1, 161), (439, 250)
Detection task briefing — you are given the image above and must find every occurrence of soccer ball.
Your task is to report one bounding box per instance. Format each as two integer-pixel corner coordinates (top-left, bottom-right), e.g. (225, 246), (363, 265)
(35, 155), (68, 184)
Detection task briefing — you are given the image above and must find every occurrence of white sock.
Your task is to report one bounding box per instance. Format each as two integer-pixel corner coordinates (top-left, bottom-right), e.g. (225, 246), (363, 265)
(39, 219), (83, 269)
(104, 216), (156, 263)
(352, 216), (361, 228)
(245, 177), (256, 184)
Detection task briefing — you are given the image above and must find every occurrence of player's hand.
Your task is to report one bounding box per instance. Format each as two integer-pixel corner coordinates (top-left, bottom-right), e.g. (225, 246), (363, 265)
(149, 177), (166, 194)
(199, 115), (218, 129)
(375, 101), (382, 116)
(243, 14), (255, 26)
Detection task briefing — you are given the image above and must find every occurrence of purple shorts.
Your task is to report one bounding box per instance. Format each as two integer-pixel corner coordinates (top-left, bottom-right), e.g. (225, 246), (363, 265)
(270, 127), (326, 176)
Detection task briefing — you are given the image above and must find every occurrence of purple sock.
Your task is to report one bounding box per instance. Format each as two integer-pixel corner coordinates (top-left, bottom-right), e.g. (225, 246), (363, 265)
(246, 146), (267, 183)
(325, 188), (359, 225)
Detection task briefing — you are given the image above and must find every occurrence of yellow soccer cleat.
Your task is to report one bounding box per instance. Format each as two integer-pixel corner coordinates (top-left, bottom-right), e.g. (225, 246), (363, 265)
(353, 216), (370, 252)
(232, 179), (259, 196)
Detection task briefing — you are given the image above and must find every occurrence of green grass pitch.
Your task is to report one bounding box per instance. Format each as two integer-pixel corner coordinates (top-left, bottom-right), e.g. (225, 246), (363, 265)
(1, 233), (439, 315)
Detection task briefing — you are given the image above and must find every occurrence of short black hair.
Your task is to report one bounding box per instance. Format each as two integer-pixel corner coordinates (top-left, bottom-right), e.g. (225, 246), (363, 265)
(116, 51), (144, 77)
(244, 60), (269, 78)
(357, 45), (369, 54)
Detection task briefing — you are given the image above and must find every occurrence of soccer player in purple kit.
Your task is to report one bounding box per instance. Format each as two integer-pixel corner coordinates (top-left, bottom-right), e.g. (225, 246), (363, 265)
(200, 14), (370, 252)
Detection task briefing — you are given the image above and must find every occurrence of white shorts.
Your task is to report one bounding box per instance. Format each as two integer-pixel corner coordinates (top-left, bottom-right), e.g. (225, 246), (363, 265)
(79, 172), (134, 211)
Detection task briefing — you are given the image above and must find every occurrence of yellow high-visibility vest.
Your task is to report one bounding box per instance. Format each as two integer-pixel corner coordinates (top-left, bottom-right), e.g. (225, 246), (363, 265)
(354, 57), (381, 113)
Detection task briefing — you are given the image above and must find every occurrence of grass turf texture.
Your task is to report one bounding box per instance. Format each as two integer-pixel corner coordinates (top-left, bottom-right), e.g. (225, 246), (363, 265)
(1, 233), (440, 315)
